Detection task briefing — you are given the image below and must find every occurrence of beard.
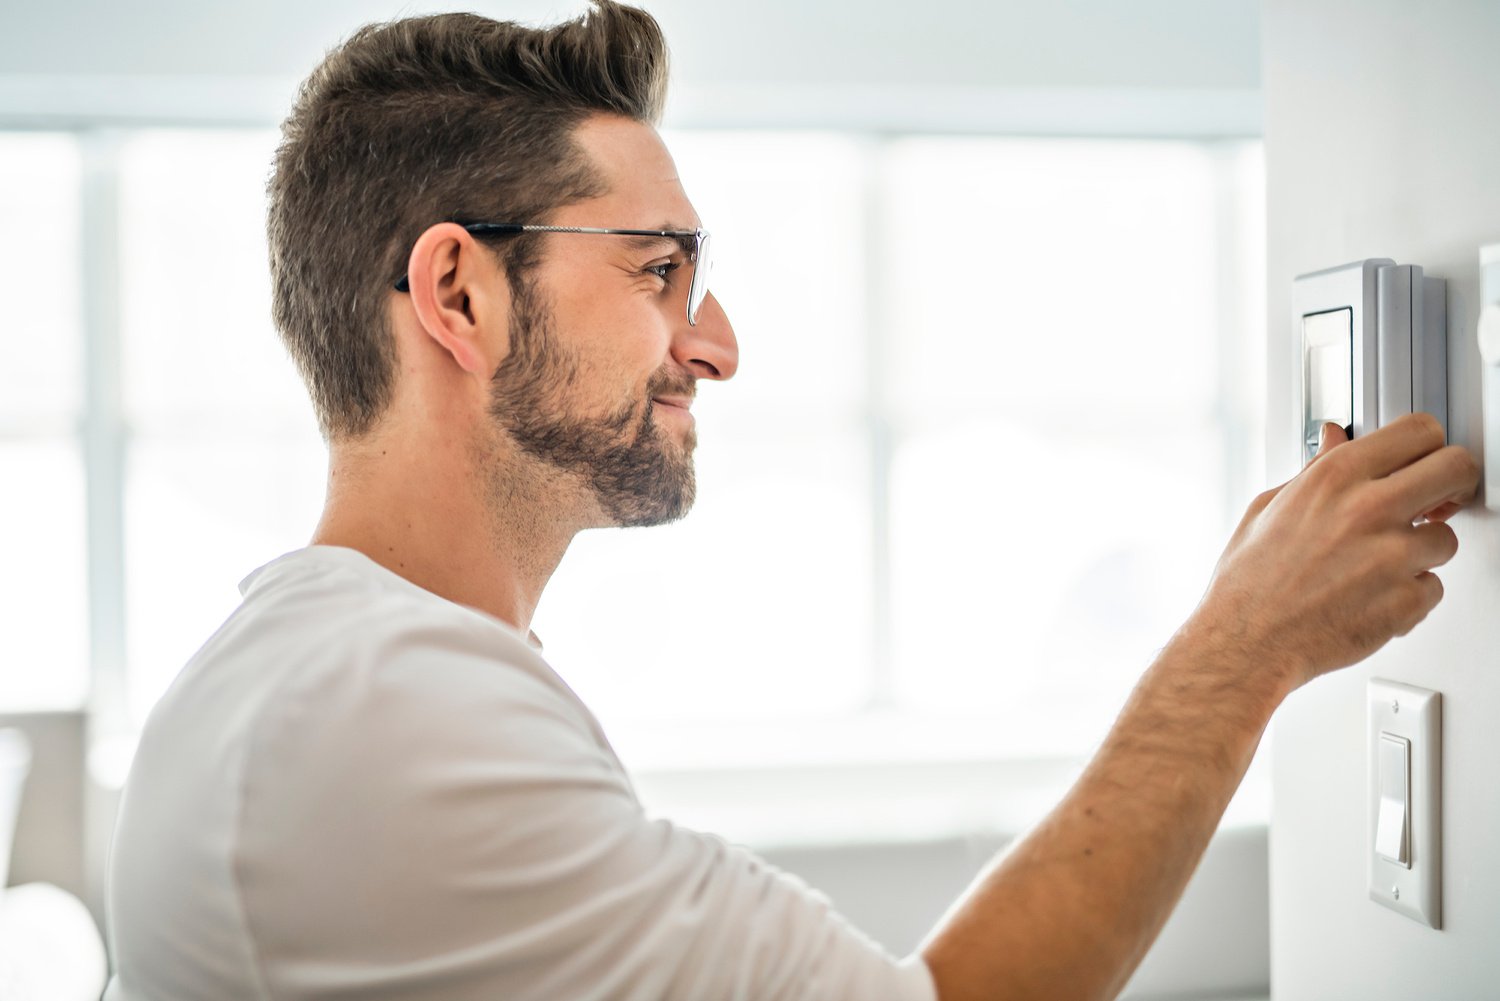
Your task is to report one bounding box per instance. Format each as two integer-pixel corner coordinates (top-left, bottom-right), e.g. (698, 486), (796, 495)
(485, 276), (697, 528)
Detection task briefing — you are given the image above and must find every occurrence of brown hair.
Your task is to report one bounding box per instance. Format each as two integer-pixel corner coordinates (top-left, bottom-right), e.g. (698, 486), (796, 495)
(267, 2), (669, 439)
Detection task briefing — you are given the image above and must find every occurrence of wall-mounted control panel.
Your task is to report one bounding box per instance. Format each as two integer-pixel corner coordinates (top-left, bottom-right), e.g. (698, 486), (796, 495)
(1368, 680), (1442, 928)
(1476, 243), (1500, 509)
(1294, 259), (1447, 463)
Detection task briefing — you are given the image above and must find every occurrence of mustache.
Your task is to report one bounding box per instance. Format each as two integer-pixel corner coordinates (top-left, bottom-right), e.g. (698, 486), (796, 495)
(646, 368), (696, 403)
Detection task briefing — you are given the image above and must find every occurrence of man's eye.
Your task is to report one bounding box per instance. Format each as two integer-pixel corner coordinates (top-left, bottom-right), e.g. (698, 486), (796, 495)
(644, 261), (682, 282)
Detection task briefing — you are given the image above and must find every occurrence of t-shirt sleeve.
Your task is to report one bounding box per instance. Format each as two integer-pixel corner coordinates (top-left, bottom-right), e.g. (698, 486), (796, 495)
(233, 627), (938, 1001)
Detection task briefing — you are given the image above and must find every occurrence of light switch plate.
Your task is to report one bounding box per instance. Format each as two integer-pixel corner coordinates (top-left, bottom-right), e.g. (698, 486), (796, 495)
(1368, 680), (1442, 928)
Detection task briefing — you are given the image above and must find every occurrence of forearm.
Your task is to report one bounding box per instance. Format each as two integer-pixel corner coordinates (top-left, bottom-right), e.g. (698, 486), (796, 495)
(921, 618), (1292, 1001)
(918, 417), (1476, 999)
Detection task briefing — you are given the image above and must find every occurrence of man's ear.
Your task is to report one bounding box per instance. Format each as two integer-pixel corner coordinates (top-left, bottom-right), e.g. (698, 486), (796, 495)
(398, 222), (510, 376)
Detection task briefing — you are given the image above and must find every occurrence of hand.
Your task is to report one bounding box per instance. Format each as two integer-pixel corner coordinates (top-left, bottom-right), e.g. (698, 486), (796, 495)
(1194, 413), (1478, 695)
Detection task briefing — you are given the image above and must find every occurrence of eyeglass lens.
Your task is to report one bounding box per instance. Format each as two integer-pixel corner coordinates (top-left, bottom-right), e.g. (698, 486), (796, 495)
(689, 231), (712, 326)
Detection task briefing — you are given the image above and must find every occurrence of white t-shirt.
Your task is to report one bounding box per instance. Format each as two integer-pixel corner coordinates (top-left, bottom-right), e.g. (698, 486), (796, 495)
(105, 545), (937, 1001)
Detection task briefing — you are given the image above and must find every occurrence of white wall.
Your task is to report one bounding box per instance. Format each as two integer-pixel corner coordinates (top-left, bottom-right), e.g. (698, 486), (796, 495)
(1264, 2), (1500, 997)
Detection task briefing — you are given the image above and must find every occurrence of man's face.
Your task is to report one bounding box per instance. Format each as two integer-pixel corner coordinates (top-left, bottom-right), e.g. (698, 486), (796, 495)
(484, 115), (738, 528)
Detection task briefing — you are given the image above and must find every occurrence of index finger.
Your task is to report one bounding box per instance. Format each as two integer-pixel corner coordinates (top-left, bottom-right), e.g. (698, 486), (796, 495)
(1376, 444), (1480, 521)
(1339, 412), (1447, 480)
(1421, 500), (1464, 523)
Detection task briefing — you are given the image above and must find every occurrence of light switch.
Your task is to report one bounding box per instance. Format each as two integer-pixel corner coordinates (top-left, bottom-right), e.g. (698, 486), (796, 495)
(1375, 733), (1410, 866)
(1368, 680), (1442, 929)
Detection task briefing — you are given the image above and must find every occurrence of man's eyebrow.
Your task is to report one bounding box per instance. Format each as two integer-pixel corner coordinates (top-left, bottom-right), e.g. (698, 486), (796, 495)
(621, 227), (697, 255)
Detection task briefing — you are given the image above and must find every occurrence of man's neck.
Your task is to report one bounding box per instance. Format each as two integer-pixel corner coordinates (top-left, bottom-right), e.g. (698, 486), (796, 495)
(309, 424), (585, 633)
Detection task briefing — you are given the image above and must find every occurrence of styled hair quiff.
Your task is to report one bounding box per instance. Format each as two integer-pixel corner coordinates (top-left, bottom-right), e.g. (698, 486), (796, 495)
(267, 2), (669, 439)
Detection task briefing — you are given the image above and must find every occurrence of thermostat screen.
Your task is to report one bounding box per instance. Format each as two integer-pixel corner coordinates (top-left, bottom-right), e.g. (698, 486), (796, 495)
(1303, 307), (1353, 460)
(1304, 307), (1354, 428)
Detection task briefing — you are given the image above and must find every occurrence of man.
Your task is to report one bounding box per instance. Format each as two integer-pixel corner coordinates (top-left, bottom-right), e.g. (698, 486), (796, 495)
(104, 3), (1478, 999)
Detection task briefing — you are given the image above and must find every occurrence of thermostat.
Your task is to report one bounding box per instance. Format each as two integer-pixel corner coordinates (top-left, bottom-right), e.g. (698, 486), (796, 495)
(1476, 243), (1500, 509)
(1294, 259), (1447, 463)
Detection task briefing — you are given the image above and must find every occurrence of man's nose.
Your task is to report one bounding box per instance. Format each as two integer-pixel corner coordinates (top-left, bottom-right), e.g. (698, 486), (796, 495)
(674, 292), (738, 381)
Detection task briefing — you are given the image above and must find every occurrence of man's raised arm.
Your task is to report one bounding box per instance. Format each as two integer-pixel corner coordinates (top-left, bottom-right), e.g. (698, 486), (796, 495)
(920, 412), (1478, 1001)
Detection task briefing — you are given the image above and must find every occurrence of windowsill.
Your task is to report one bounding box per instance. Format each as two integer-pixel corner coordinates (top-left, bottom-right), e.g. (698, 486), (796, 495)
(90, 712), (1273, 852)
(613, 712), (1274, 850)
(632, 752), (1271, 851)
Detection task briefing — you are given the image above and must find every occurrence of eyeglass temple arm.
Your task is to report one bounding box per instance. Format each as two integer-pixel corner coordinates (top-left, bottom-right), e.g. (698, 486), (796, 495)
(392, 223), (528, 291)
(393, 223), (700, 291)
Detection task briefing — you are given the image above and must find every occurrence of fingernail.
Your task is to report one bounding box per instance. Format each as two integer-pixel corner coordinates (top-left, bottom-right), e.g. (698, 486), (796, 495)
(1319, 423), (1331, 448)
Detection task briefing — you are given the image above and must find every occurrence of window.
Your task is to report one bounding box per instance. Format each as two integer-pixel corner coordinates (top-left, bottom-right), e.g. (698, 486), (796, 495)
(117, 130), (324, 725)
(534, 133), (879, 746)
(0, 133), (88, 711)
(535, 134), (1266, 770)
(882, 138), (1239, 757)
(0, 126), (1265, 806)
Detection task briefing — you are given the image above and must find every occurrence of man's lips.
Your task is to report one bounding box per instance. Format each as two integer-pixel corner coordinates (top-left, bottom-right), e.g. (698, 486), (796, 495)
(651, 396), (694, 412)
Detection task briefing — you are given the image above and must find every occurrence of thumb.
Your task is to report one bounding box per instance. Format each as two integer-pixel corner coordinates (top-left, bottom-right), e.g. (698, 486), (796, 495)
(1232, 423), (1349, 540)
(1308, 422), (1348, 464)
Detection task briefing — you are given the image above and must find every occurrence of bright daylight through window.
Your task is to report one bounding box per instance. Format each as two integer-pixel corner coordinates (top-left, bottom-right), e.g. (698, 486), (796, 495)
(3, 128), (1265, 791)
(0, 133), (88, 711)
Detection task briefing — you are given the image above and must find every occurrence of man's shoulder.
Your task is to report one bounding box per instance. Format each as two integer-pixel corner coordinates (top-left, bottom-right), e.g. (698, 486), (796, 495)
(151, 545), (592, 758)
(233, 545), (531, 648)
(219, 545), (544, 678)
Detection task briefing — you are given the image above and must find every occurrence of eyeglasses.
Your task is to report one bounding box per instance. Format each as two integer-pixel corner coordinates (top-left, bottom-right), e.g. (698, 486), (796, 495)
(394, 223), (713, 326)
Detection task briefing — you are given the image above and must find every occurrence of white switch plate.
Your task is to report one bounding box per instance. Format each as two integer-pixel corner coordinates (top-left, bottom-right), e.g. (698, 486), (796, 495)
(1368, 680), (1442, 928)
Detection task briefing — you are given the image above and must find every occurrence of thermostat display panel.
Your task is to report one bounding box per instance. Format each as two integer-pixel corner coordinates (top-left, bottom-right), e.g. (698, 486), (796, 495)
(1303, 307), (1354, 458)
